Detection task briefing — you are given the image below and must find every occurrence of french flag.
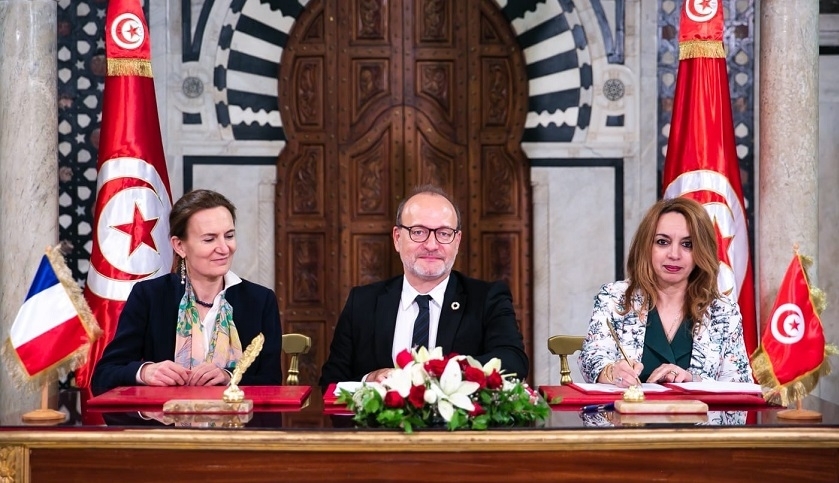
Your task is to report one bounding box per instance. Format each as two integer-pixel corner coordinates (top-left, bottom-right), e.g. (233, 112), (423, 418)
(5, 253), (97, 378)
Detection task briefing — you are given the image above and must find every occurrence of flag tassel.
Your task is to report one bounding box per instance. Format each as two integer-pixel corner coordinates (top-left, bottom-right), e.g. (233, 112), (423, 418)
(0, 246), (101, 393)
(751, 345), (838, 406)
(678, 40), (725, 60)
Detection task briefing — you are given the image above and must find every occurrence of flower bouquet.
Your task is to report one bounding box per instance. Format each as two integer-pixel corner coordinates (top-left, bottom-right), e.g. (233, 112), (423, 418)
(336, 347), (550, 433)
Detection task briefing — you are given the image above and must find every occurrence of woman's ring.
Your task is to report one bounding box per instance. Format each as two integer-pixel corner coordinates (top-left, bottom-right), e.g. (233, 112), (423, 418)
(617, 376), (623, 384)
(669, 370), (678, 377)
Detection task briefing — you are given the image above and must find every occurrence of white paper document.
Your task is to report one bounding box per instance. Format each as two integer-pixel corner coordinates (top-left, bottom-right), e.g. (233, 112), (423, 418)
(667, 382), (764, 394)
(334, 381), (364, 396)
(574, 383), (672, 393)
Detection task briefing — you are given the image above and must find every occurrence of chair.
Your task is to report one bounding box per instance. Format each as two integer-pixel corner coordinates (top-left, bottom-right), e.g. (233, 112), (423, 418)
(281, 333), (311, 385)
(547, 335), (585, 385)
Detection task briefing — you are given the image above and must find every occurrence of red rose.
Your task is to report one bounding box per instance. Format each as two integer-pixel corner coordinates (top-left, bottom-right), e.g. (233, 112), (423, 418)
(395, 349), (414, 368)
(486, 369), (503, 389)
(469, 403), (485, 417)
(424, 359), (447, 377)
(463, 366), (487, 389)
(384, 390), (405, 408)
(408, 384), (426, 408)
(457, 358), (470, 372)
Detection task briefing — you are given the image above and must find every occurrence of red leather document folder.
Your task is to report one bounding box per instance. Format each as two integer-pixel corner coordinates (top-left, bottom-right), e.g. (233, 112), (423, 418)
(323, 383), (340, 405)
(87, 385), (312, 408)
(540, 384), (769, 408)
(322, 383), (354, 415)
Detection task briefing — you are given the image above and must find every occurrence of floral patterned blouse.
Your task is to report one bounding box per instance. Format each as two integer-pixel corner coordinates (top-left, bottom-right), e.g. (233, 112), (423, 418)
(578, 281), (753, 383)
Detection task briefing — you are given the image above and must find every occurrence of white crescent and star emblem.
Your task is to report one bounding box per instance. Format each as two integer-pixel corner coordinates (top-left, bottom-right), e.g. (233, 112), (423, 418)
(685, 0), (718, 23)
(664, 171), (749, 300)
(111, 13), (144, 51)
(87, 157), (172, 301)
(770, 303), (805, 345)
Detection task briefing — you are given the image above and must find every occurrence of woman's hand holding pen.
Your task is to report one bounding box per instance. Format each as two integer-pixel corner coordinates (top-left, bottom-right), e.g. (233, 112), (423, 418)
(611, 359), (643, 388)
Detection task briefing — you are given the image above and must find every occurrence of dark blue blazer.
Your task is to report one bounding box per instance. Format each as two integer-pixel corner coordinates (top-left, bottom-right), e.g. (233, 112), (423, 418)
(319, 271), (529, 385)
(91, 273), (282, 394)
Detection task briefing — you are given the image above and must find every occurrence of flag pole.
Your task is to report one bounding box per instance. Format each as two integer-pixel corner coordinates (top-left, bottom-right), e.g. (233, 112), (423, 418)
(777, 400), (821, 421)
(21, 382), (66, 423)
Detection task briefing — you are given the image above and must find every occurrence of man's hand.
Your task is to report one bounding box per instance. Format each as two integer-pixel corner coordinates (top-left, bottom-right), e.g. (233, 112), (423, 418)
(140, 361), (190, 386)
(365, 368), (394, 383)
(186, 362), (231, 386)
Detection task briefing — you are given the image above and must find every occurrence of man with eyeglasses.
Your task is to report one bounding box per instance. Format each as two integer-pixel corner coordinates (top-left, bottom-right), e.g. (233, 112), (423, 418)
(319, 185), (528, 386)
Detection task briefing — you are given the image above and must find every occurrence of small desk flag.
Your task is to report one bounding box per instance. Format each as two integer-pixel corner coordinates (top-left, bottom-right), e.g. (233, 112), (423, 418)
(2, 247), (100, 386)
(750, 252), (837, 406)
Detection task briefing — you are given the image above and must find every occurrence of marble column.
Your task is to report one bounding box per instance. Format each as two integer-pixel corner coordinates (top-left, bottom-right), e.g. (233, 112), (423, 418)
(0, 0), (59, 423)
(758, 2), (819, 308)
(757, 0), (820, 387)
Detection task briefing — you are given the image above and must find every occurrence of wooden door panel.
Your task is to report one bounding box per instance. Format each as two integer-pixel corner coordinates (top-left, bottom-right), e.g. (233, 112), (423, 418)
(341, 116), (404, 291)
(339, 0), (404, 143)
(278, 0), (532, 386)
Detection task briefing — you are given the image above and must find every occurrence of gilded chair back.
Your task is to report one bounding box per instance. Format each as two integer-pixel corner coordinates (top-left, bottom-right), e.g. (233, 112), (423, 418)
(547, 335), (585, 385)
(281, 333), (311, 385)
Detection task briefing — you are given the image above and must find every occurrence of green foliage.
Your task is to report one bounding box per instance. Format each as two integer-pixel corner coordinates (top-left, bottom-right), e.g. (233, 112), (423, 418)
(337, 379), (550, 433)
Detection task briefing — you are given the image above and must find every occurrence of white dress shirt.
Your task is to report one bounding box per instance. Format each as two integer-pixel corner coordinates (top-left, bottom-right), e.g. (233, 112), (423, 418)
(391, 276), (449, 364)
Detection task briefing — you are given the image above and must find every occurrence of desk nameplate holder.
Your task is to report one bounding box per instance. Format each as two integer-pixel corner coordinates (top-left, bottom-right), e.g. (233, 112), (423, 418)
(163, 333), (264, 414)
(613, 384), (709, 414)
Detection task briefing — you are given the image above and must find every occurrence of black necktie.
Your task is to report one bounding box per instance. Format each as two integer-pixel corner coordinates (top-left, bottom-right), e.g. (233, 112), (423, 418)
(412, 295), (431, 350)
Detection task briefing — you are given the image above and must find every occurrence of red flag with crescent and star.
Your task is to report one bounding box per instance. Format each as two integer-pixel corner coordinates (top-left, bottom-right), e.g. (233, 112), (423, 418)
(74, 0), (172, 388)
(661, 0), (758, 355)
(750, 252), (835, 406)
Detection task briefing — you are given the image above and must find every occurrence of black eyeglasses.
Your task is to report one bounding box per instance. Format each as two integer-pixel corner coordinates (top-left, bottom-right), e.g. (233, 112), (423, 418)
(397, 225), (459, 244)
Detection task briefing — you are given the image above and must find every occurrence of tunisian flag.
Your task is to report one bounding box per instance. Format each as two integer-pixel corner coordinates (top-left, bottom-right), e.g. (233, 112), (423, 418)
(750, 253), (835, 406)
(661, 1), (757, 355)
(75, 0), (172, 388)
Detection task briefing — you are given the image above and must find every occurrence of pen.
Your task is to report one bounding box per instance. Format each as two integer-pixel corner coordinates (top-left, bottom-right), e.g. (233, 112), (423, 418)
(606, 321), (641, 387)
(581, 402), (615, 413)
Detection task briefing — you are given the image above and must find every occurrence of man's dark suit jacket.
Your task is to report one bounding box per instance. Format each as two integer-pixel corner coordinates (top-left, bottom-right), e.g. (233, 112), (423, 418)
(319, 271), (528, 385)
(91, 273), (282, 394)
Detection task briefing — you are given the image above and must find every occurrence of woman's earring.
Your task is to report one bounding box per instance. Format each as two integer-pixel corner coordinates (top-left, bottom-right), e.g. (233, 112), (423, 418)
(180, 258), (186, 285)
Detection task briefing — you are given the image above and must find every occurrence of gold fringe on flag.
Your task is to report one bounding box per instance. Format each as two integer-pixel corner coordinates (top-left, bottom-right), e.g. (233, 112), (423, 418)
(751, 345), (838, 407)
(107, 58), (153, 78)
(679, 40), (726, 60)
(0, 246), (101, 392)
(751, 252), (838, 406)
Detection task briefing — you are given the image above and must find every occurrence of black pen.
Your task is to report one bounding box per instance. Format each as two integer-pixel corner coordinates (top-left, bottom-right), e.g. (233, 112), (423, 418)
(581, 403), (615, 413)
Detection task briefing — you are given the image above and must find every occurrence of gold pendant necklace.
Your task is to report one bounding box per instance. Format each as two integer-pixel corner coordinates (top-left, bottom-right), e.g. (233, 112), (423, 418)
(666, 313), (682, 341)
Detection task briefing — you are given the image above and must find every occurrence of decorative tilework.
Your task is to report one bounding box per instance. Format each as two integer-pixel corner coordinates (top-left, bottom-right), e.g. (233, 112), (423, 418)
(213, 0), (304, 141)
(497, 0), (593, 144)
(57, 0), (108, 285)
(591, 0), (625, 64)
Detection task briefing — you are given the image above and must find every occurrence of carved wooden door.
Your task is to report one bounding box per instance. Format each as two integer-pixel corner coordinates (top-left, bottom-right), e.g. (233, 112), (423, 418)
(276, 0), (531, 392)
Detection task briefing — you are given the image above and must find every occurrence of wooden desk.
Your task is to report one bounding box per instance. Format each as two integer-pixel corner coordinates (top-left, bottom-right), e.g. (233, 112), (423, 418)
(1, 389), (837, 482)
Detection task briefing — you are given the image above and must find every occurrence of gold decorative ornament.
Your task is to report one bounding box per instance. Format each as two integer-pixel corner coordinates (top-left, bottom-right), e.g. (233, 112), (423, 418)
(223, 333), (265, 403)
(622, 385), (646, 403)
(162, 333), (264, 414)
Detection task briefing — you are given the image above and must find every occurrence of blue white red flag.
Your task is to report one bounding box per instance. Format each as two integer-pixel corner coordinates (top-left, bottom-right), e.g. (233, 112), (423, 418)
(2, 248), (100, 383)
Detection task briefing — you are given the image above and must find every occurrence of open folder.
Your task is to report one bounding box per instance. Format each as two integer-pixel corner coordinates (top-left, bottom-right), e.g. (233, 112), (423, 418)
(540, 382), (768, 407)
(87, 385), (312, 408)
